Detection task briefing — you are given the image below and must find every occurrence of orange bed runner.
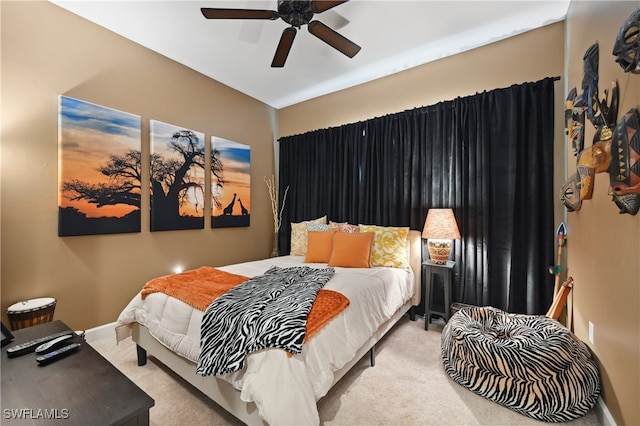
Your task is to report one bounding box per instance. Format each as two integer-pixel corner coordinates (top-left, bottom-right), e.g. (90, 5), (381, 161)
(141, 266), (349, 344)
(141, 267), (249, 311)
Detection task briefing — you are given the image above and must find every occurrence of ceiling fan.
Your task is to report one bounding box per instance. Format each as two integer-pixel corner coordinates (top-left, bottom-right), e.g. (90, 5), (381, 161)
(201, 0), (361, 67)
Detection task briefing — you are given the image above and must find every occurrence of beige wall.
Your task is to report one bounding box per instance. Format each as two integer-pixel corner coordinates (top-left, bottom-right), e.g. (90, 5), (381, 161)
(564, 2), (640, 425)
(1, 2), (277, 330)
(278, 4), (639, 424)
(278, 23), (565, 136)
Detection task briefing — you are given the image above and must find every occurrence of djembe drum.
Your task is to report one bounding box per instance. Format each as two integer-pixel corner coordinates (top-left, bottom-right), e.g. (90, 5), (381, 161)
(6, 297), (57, 331)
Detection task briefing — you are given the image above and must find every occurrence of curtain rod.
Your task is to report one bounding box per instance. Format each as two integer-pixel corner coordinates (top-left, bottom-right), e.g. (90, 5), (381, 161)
(279, 76), (562, 140)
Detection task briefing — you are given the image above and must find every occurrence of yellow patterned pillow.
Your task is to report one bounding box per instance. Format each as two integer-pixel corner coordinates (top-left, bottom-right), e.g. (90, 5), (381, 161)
(290, 216), (327, 255)
(358, 224), (410, 270)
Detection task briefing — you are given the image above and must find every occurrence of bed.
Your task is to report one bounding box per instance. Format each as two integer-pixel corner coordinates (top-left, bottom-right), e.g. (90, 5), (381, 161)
(115, 227), (422, 425)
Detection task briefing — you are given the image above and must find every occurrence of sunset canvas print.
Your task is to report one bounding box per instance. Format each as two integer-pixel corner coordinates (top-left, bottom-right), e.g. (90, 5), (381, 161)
(211, 137), (251, 228)
(150, 120), (206, 231)
(58, 96), (142, 236)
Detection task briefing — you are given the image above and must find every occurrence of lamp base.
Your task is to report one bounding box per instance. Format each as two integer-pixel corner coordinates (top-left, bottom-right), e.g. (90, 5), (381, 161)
(428, 240), (452, 264)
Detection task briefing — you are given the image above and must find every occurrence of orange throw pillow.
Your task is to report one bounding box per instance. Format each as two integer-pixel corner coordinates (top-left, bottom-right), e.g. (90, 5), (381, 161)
(329, 232), (374, 268)
(305, 229), (337, 263)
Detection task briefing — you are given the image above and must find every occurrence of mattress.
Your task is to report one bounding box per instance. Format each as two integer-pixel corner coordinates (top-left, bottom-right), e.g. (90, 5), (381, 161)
(115, 255), (414, 425)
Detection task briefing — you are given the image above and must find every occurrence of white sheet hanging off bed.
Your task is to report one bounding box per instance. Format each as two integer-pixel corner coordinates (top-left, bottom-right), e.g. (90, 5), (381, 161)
(115, 254), (414, 425)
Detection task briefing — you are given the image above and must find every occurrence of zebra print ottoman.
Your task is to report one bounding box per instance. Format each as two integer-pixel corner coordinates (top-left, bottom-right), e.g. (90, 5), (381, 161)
(441, 306), (600, 422)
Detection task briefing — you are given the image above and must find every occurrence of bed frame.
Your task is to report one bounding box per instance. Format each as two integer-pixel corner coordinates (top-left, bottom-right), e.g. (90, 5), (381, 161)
(132, 230), (423, 425)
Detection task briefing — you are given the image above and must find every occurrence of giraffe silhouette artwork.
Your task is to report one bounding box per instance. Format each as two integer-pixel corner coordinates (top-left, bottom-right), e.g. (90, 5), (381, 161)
(223, 193), (236, 215)
(238, 198), (249, 216)
(213, 190), (250, 228)
(211, 137), (250, 228)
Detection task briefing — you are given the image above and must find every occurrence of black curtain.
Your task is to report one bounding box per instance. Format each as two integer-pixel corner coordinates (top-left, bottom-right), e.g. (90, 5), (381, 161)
(278, 77), (557, 314)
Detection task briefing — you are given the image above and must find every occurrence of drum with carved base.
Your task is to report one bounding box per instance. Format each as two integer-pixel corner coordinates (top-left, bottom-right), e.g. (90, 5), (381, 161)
(6, 297), (57, 331)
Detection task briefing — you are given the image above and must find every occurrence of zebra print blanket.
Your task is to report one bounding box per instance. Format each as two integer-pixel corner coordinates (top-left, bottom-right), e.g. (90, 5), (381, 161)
(196, 266), (335, 376)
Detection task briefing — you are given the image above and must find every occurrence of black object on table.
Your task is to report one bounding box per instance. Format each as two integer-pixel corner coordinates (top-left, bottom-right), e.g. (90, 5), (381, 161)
(1, 321), (14, 346)
(423, 260), (456, 330)
(1, 320), (154, 425)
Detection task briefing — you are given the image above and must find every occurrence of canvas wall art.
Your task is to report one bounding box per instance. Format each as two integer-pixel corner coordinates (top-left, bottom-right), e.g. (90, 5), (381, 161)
(211, 137), (251, 228)
(150, 120), (206, 231)
(58, 96), (142, 236)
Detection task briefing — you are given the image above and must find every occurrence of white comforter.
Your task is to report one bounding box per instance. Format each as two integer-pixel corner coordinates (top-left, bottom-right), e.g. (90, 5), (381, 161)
(115, 255), (413, 425)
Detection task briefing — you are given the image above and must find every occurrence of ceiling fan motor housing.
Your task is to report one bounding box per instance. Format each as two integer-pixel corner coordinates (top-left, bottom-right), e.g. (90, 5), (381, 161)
(278, 0), (314, 27)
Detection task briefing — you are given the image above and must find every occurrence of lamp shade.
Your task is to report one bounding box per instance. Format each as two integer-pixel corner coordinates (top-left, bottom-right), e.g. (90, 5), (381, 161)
(422, 209), (460, 264)
(422, 209), (460, 239)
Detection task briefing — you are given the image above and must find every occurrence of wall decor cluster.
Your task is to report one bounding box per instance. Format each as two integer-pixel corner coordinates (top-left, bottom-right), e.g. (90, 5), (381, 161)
(58, 97), (252, 236)
(561, 10), (640, 216)
(211, 137), (251, 228)
(58, 96), (142, 236)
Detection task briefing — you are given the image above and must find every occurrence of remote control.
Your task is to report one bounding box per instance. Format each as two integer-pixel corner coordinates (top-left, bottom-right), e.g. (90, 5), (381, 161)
(35, 334), (74, 354)
(6, 330), (74, 358)
(36, 343), (81, 366)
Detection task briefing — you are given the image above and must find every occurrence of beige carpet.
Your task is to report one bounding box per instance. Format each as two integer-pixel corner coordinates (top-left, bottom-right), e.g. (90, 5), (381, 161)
(90, 317), (601, 426)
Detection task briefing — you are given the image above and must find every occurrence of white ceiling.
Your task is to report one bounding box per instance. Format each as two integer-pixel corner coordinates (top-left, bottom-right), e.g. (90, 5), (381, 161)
(49, 1), (570, 109)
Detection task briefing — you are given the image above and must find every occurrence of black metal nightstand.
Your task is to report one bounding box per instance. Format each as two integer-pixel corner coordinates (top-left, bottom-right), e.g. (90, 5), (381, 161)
(423, 260), (455, 330)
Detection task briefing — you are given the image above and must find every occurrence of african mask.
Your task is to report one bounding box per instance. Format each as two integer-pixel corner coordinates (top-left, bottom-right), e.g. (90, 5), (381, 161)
(577, 79), (619, 199)
(581, 43), (600, 125)
(612, 8), (640, 74)
(591, 83), (617, 174)
(609, 108), (640, 215)
(577, 147), (596, 200)
(560, 173), (582, 212)
(591, 80), (619, 131)
(564, 87), (577, 128)
(592, 139), (612, 173)
(565, 88), (586, 156)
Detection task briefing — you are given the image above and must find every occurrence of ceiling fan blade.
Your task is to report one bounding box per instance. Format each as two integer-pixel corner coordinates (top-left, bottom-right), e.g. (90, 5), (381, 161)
(200, 8), (279, 20)
(307, 20), (361, 58)
(310, 1), (349, 14)
(271, 27), (297, 68)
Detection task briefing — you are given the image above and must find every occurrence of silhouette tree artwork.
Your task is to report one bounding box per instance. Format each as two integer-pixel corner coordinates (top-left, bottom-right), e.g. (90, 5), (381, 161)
(59, 150), (142, 236)
(150, 128), (225, 231)
(58, 95), (142, 237)
(64, 150), (143, 207)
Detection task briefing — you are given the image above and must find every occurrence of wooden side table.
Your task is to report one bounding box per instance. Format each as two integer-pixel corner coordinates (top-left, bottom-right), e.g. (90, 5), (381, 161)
(1, 320), (154, 425)
(423, 260), (456, 330)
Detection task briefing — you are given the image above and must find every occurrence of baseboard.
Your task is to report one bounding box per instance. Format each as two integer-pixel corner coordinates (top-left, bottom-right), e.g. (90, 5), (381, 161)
(84, 321), (116, 344)
(596, 396), (617, 426)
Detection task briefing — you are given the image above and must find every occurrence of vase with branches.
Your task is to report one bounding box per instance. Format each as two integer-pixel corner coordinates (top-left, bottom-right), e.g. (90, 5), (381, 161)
(265, 175), (289, 257)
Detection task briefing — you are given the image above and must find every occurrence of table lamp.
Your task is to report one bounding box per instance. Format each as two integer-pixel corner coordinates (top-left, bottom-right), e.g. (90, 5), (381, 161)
(422, 208), (460, 264)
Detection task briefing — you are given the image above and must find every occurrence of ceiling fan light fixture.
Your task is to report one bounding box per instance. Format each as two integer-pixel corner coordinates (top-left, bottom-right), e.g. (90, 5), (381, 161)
(201, 0), (359, 67)
(278, 1), (314, 28)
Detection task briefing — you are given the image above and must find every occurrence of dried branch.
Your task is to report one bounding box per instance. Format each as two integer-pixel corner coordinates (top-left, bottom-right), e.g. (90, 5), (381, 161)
(264, 175), (289, 232)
